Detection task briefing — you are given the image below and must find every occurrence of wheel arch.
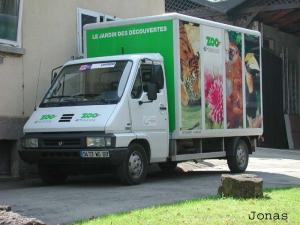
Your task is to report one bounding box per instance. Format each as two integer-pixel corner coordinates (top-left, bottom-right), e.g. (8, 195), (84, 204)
(129, 139), (151, 163)
(225, 136), (252, 156)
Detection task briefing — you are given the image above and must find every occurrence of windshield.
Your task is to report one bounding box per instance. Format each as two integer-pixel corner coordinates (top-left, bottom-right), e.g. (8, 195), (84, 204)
(40, 60), (132, 107)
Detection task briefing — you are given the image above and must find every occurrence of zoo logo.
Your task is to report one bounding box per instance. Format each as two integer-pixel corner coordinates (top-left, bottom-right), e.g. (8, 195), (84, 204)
(206, 36), (220, 47)
(40, 114), (56, 120)
(81, 113), (99, 119)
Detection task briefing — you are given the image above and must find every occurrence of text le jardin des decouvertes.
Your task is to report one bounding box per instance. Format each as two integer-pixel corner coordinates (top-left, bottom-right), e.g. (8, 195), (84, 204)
(91, 26), (168, 40)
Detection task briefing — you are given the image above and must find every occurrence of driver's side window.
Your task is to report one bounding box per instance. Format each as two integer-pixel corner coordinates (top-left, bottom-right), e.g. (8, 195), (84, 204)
(131, 64), (154, 99)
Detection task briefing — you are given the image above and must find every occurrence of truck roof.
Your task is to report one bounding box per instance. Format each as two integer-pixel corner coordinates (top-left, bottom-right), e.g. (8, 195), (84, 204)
(84, 12), (261, 37)
(64, 53), (163, 67)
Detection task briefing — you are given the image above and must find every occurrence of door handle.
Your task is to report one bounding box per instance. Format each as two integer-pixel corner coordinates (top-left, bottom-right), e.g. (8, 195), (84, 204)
(160, 106), (167, 110)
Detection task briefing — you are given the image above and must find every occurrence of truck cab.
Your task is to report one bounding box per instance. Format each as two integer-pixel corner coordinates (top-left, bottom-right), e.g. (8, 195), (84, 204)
(20, 53), (169, 185)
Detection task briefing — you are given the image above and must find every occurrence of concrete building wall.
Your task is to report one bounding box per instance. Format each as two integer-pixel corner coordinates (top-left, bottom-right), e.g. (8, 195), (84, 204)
(0, 0), (164, 177)
(1, 0), (165, 118)
(0, 55), (23, 116)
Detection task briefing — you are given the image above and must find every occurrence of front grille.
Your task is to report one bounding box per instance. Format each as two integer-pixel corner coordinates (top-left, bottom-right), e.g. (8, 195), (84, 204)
(42, 138), (81, 148)
(41, 152), (79, 158)
(59, 114), (74, 122)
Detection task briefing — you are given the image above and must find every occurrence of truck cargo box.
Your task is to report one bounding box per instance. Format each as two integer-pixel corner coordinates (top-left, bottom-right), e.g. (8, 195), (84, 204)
(84, 13), (262, 139)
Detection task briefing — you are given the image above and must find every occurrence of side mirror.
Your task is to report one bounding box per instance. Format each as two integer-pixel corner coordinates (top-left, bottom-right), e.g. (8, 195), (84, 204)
(151, 65), (164, 90)
(147, 83), (158, 101)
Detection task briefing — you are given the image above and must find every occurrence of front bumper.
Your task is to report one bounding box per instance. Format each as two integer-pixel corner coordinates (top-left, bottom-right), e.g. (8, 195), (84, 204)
(19, 132), (127, 167)
(19, 147), (128, 165)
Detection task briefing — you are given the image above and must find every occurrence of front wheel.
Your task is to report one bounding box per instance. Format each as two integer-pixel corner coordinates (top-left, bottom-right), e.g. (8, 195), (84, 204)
(227, 139), (249, 173)
(117, 143), (148, 185)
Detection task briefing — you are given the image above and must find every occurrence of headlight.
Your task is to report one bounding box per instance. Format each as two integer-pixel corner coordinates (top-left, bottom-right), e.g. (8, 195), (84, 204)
(86, 137), (112, 147)
(22, 138), (38, 148)
(105, 137), (112, 147)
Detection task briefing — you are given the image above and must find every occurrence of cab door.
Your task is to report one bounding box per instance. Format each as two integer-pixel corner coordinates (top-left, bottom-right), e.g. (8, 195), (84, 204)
(129, 62), (169, 162)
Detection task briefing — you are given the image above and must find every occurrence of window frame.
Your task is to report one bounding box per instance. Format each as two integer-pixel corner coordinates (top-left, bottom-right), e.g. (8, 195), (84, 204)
(0, 0), (23, 47)
(77, 8), (119, 56)
(77, 8), (99, 56)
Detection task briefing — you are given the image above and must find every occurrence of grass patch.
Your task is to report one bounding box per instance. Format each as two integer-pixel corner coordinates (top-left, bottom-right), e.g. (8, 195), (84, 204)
(73, 187), (300, 225)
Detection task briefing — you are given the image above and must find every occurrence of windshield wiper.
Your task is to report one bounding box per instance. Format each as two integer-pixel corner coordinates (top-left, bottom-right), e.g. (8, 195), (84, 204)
(46, 95), (71, 100)
(45, 95), (77, 104)
(44, 94), (118, 105)
(46, 94), (99, 100)
(99, 98), (119, 104)
(72, 94), (99, 98)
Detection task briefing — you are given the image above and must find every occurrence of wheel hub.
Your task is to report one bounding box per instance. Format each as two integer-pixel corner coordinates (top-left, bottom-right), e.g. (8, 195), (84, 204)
(236, 144), (247, 168)
(128, 151), (143, 179)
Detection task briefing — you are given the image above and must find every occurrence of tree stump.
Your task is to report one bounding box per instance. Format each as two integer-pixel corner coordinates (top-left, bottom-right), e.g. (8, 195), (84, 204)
(218, 174), (263, 198)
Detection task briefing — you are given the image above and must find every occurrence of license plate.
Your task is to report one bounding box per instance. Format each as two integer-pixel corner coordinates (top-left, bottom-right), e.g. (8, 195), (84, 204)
(80, 151), (109, 158)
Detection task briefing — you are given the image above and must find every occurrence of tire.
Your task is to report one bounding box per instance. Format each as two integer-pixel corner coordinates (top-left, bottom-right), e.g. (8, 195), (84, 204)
(227, 138), (249, 173)
(158, 162), (177, 173)
(117, 143), (148, 185)
(38, 165), (68, 185)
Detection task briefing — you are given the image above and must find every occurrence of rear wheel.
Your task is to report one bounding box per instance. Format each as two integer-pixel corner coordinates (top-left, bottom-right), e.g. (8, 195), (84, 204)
(117, 143), (148, 185)
(158, 162), (177, 173)
(38, 165), (68, 185)
(227, 138), (249, 173)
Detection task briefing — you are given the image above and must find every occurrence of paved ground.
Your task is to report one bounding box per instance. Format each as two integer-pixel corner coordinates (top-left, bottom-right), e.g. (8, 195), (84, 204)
(1, 148), (300, 225)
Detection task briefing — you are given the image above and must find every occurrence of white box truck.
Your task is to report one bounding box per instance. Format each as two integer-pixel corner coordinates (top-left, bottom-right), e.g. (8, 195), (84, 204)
(20, 13), (263, 185)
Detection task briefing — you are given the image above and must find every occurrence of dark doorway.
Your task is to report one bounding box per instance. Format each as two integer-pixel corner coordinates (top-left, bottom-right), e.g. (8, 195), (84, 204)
(260, 48), (288, 148)
(0, 140), (12, 175)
